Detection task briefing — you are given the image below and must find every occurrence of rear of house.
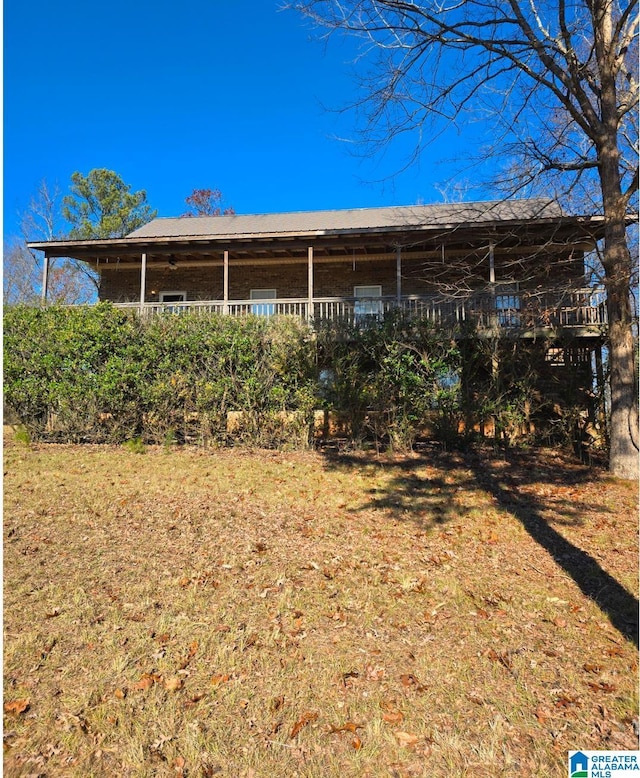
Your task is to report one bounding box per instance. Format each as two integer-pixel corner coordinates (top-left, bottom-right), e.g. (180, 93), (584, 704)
(28, 198), (609, 442)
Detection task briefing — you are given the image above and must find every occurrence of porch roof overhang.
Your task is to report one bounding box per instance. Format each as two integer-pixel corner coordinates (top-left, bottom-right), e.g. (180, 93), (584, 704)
(27, 199), (610, 268)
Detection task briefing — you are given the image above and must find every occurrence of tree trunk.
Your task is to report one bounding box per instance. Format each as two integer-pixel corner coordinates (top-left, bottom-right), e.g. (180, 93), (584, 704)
(600, 196), (638, 479)
(604, 247), (638, 479)
(593, 0), (638, 479)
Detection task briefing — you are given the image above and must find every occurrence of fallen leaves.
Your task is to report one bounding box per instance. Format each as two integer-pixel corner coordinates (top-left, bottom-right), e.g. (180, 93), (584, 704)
(329, 720), (364, 749)
(290, 711), (318, 739)
(329, 721), (363, 734)
(341, 670), (359, 687)
(178, 571), (219, 589)
(554, 692), (581, 709)
(394, 731), (420, 749)
(382, 709), (405, 725)
(177, 641), (198, 670)
(485, 647), (525, 675)
(3, 442), (638, 777)
(4, 699), (29, 716)
(183, 692), (206, 709)
(132, 673), (162, 691)
(164, 676), (185, 692)
(270, 695), (285, 712)
(535, 705), (552, 724)
(586, 680), (617, 693)
(400, 673), (427, 692)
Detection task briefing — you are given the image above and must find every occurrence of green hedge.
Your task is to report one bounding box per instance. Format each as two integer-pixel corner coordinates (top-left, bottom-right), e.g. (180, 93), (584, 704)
(315, 313), (461, 448)
(4, 305), (317, 446)
(4, 305), (464, 449)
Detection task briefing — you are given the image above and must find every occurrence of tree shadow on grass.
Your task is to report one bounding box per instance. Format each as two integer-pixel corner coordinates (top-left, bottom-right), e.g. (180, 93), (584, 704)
(319, 443), (638, 647)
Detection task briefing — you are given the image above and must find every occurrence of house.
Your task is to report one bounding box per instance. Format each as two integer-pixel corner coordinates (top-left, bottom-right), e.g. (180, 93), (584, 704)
(30, 198), (605, 328)
(29, 198), (608, 435)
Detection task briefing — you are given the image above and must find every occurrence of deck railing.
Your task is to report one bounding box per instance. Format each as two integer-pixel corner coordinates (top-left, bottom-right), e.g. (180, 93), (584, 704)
(112, 288), (607, 331)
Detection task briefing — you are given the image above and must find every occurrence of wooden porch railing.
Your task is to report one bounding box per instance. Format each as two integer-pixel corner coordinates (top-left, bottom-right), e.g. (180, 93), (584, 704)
(111, 288), (607, 331)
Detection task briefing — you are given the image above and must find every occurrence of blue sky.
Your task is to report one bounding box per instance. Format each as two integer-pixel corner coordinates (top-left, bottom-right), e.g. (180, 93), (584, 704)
(4, 0), (496, 239)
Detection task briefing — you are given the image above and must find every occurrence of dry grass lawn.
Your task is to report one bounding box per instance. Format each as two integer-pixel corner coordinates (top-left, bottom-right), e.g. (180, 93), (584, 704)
(3, 432), (638, 777)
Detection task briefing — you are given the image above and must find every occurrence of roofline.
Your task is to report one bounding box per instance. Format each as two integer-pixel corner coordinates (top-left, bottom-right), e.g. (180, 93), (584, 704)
(27, 213), (612, 256)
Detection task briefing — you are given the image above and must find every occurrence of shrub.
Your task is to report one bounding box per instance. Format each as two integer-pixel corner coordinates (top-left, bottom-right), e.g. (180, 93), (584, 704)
(316, 313), (462, 450)
(4, 306), (316, 447)
(5, 305), (586, 450)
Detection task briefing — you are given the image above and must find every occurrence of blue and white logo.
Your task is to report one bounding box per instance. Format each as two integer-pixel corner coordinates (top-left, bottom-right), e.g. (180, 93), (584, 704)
(570, 752), (589, 777)
(569, 751), (640, 777)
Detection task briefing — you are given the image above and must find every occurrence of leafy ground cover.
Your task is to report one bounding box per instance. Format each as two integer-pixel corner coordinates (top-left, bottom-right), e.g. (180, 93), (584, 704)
(4, 432), (638, 777)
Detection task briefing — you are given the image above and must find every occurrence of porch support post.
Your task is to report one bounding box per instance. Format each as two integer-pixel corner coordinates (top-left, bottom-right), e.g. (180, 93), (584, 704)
(307, 246), (314, 321)
(396, 246), (402, 307)
(489, 241), (497, 330)
(594, 340), (608, 447)
(488, 242), (499, 440)
(41, 254), (50, 306)
(223, 250), (229, 315)
(489, 243), (496, 285)
(139, 253), (147, 315)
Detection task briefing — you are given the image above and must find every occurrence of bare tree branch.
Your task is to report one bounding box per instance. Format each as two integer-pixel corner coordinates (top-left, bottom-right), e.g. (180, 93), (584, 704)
(292, 0), (639, 476)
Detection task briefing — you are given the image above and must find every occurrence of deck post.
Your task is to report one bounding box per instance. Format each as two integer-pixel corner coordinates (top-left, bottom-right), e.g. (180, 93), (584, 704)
(307, 246), (314, 321)
(139, 253), (147, 315)
(594, 340), (608, 446)
(488, 242), (497, 330)
(489, 242), (496, 285)
(396, 246), (402, 307)
(223, 250), (229, 315)
(41, 255), (50, 306)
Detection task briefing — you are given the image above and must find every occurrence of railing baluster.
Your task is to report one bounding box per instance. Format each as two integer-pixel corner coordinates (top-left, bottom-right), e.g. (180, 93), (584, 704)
(110, 288), (607, 329)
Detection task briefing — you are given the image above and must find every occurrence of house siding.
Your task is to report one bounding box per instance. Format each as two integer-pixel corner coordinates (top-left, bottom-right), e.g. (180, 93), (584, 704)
(98, 251), (584, 303)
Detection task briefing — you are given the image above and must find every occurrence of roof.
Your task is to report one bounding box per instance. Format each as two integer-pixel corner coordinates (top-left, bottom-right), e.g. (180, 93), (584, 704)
(128, 199), (563, 240)
(27, 198), (605, 262)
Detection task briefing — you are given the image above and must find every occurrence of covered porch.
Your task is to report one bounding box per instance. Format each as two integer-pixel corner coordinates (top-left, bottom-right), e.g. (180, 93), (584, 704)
(29, 200), (608, 338)
(110, 287), (607, 335)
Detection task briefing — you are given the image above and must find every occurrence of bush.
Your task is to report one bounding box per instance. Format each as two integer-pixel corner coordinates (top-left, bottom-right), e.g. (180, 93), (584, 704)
(316, 313), (462, 450)
(4, 306), (316, 447)
(6, 305), (585, 450)
(4, 304), (143, 441)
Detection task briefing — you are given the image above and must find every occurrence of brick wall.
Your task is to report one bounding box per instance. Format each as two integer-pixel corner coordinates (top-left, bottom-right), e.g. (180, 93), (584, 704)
(98, 252), (584, 303)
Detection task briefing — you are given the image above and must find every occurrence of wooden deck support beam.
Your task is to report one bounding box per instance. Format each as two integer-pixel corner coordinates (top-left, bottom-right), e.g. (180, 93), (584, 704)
(223, 250), (229, 315)
(489, 243), (496, 285)
(41, 255), (50, 306)
(308, 246), (314, 321)
(139, 253), (147, 315)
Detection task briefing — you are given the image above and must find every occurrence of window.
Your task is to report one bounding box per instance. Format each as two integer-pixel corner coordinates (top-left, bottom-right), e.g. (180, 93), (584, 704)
(354, 285), (383, 323)
(159, 291), (187, 313)
(545, 347), (565, 367)
(250, 288), (277, 316)
(495, 282), (520, 327)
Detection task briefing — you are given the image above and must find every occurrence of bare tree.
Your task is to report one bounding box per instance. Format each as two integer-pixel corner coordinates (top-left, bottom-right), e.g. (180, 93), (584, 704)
(9, 180), (99, 304)
(3, 239), (97, 306)
(182, 188), (235, 217)
(294, 0), (638, 478)
(3, 241), (42, 306)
